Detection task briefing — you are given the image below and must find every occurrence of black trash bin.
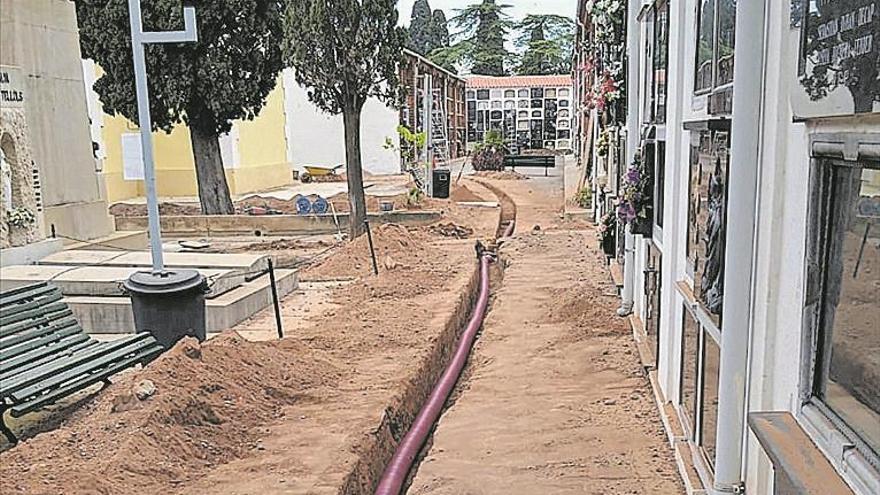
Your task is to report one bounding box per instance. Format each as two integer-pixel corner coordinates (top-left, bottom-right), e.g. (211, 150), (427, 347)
(123, 269), (208, 349)
(433, 168), (451, 199)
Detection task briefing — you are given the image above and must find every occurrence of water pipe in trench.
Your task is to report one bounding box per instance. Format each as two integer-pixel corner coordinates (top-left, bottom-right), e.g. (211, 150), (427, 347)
(502, 220), (516, 239)
(374, 253), (494, 495)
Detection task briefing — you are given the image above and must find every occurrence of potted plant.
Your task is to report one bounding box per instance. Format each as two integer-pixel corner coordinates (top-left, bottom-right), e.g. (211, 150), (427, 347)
(617, 151), (654, 236)
(6, 206), (35, 229)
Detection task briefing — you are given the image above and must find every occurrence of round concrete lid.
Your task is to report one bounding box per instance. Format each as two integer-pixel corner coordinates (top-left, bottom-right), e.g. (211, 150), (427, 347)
(123, 269), (206, 294)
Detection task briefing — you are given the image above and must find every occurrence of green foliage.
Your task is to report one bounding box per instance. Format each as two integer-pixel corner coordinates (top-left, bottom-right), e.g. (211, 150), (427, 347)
(515, 14), (575, 75)
(397, 125), (427, 149)
(283, 0), (406, 115)
(74, 0), (284, 135)
(433, 0), (514, 76)
(284, 0), (405, 237)
(396, 125), (427, 167)
(475, 129), (505, 150)
(408, 0), (450, 56)
(431, 9), (450, 48)
(406, 186), (424, 207)
(576, 187), (592, 209)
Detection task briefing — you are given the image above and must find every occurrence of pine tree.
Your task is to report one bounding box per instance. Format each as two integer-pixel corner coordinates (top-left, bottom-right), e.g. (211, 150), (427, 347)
(408, 1), (450, 57)
(433, 0), (513, 76)
(408, 0), (434, 54)
(284, 0), (406, 238)
(431, 9), (450, 49)
(74, 0), (284, 215)
(515, 14), (575, 75)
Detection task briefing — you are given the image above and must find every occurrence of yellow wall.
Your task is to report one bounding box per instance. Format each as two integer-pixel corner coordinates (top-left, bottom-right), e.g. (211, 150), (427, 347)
(100, 76), (290, 203)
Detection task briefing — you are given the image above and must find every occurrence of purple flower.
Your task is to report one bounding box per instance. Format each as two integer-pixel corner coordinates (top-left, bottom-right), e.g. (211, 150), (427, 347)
(626, 167), (640, 185)
(617, 201), (636, 223)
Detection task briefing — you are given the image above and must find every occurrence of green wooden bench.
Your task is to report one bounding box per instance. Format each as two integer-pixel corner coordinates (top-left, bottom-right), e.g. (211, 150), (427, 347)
(0, 282), (164, 444)
(502, 155), (556, 176)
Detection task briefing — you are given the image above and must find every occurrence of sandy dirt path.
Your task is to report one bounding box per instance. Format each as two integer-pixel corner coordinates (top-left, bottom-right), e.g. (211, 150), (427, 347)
(407, 171), (684, 494)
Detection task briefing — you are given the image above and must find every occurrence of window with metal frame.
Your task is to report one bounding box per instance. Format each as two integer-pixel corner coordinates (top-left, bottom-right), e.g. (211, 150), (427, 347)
(806, 158), (880, 461)
(694, 0), (737, 94)
(680, 305), (722, 473)
(654, 0), (670, 123)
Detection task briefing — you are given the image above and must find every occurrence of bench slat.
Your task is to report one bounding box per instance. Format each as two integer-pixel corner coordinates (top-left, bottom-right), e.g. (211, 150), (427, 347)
(0, 284), (59, 307)
(0, 282), (49, 301)
(0, 292), (64, 327)
(8, 334), (158, 401)
(0, 316), (80, 352)
(0, 324), (84, 362)
(0, 301), (68, 330)
(0, 308), (74, 339)
(1, 337), (96, 380)
(10, 345), (163, 418)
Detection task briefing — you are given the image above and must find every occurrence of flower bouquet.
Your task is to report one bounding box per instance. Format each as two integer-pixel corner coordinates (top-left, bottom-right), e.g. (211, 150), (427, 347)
(616, 152), (653, 236)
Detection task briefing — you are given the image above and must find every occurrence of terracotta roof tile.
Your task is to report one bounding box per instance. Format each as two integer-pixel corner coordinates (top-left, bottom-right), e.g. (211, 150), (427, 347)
(465, 75), (572, 89)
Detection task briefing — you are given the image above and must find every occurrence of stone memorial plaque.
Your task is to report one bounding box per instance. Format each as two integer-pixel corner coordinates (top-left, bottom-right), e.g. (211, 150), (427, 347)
(791, 0), (879, 118)
(0, 66), (26, 110)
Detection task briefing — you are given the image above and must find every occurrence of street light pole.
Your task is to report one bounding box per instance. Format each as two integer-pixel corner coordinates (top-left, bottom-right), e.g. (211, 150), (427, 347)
(127, 0), (198, 273)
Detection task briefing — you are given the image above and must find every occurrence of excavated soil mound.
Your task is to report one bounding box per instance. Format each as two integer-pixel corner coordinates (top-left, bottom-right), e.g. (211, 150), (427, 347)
(429, 222), (475, 239)
(301, 223), (432, 280)
(449, 184), (486, 203)
(0, 333), (341, 495)
(472, 170), (531, 181)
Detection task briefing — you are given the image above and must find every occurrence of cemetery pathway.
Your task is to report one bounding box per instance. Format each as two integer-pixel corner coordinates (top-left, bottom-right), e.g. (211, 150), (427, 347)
(407, 172), (684, 494)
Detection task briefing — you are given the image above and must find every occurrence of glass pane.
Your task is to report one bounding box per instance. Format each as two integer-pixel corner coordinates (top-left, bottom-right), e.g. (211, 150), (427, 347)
(655, 141), (666, 228)
(817, 165), (880, 454)
(681, 307), (700, 436)
(686, 131), (711, 276)
(702, 334), (721, 468)
(476, 89), (490, 100)
(644, 10), (656, 123)
(716, 0), (736, 86)
(695, 0), (715, 92)
(654, 1), (670, 122)
(688, 130), (729, 325)
(646, 243), (663, 366)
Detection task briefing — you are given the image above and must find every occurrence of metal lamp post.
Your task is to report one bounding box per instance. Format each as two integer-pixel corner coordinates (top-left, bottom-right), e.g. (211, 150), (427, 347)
(128, 0), (197, 271)
(123, 0), (208, 348)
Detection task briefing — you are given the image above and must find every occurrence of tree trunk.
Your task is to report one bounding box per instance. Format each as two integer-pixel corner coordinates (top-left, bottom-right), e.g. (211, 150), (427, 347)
(190, 127), (234, 215)
(343, 99), (368, 239)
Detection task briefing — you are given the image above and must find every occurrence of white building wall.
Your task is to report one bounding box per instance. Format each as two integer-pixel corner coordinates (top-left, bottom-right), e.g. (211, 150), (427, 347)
(282, 69), (400, 176)
(620, 0), (879, 493)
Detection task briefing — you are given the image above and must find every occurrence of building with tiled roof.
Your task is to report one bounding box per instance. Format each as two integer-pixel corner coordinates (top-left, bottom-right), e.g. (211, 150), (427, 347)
(465, 75), (574, 152)
(465, 75), (573, 89)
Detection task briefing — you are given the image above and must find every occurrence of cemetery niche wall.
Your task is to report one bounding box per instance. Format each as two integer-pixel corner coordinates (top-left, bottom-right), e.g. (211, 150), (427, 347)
(792, 0), (879, 118)
(0, 65), (44, 249)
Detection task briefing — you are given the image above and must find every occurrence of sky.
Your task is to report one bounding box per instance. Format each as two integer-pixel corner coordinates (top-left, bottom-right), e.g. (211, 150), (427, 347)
(396, 0), (577, 27)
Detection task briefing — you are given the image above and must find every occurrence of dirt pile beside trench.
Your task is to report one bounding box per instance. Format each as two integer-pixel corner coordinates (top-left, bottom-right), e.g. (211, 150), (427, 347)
(302, 223), (435, 280)
(0, 333), (341, 495)
(472, 170), (531, 181)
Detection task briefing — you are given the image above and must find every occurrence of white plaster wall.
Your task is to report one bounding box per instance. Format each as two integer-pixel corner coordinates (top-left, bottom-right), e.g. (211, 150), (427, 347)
(282, 69), (400, 176)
